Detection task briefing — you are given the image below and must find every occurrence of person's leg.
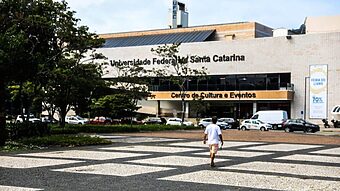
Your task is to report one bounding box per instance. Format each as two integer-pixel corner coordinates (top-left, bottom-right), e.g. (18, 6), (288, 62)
(211, 153), (216, 167)
(210, 144), (218, 167)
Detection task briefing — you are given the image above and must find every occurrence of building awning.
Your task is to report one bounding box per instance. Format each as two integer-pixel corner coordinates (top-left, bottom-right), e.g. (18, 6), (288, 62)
(102, 30), (215, 48)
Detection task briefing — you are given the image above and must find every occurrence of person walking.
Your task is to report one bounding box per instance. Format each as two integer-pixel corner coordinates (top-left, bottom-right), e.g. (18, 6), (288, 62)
(203, 116), (223, 167)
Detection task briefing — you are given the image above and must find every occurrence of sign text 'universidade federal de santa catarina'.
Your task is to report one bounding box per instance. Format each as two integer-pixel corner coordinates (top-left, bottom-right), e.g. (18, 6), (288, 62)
(110, 54), (246, 67)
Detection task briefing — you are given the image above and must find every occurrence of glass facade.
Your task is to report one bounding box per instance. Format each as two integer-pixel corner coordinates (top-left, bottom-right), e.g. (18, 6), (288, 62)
(148, 73), (291, 92)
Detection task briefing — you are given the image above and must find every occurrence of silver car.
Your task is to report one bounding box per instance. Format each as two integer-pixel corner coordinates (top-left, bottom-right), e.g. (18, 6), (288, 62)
(239, 119), (272, 131)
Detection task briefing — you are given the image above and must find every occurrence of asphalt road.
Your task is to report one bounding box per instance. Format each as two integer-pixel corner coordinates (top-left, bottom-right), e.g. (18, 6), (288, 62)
(0, 132), (339, 191)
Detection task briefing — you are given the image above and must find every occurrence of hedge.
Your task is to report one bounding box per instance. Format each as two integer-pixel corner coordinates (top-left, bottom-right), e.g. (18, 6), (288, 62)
(50, 124), (200, 134)
(6, 122), (50, 140)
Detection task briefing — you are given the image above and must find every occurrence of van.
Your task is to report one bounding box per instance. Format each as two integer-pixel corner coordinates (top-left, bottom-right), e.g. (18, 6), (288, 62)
(251, 110), (288, 129)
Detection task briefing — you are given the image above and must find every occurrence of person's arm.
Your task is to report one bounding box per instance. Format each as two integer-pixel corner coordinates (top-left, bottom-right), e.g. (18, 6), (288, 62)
(217, 127), (223, 146)
(219, 134), (223, 146)
(203, 134), (207, 144)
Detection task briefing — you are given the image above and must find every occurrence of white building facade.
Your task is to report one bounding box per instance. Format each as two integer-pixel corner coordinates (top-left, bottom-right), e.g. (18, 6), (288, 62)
(98, 17), (340, 124)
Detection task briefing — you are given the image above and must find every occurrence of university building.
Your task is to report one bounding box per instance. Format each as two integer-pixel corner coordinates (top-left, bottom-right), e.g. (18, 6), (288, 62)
(97, 14), (340, 123)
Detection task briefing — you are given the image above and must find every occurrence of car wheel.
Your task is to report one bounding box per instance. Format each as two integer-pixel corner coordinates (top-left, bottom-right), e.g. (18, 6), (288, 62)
(260, 127), (265, 131)
(284, 127), (290, 133)
(199, 124), (204, 129)
(241, 126), (246, 131)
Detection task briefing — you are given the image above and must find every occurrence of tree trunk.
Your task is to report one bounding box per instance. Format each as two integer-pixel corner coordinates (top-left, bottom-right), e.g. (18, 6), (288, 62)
(0, 79), (7, 145)
(59, 104), (67, 128)
(181, 98), (185, 125)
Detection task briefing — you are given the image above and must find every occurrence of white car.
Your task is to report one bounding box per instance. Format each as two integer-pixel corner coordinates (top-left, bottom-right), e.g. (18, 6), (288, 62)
(239, 119), (272, 131)
(65, 116), (88, 125)
(16, 114), (41, 123)
(166, 118), (193, 126)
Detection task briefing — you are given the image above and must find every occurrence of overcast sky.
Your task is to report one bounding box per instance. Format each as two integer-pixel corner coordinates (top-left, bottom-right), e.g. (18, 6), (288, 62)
(66, 0), (340, 34)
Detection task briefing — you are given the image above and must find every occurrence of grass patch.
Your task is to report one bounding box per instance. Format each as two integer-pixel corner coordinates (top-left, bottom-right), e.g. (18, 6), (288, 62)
(0, 135), (111, 152)
(0, 141), (43, 152)
(18, 135), (112, 147)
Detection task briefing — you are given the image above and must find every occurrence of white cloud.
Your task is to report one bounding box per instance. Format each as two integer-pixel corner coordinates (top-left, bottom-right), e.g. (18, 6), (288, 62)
(64, 0), (340, 34)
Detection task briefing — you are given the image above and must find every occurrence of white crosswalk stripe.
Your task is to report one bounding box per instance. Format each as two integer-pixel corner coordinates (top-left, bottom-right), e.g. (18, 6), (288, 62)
(1, 137), (339, 191)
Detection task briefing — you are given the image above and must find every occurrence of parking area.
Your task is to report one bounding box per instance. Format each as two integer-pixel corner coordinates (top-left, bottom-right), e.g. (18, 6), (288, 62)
(0, 132), (339, 191)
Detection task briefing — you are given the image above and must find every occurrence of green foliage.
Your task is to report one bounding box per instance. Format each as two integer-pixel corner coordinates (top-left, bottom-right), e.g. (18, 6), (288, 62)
(6, 122), (50, 140)
(0, 0), (108, 144)
(90, 94), (139, 118)
(18, 135), (111, 147)
(0, 141), (42, 152)
(0, 135), (111, 152)
(50, 124), (200, 134)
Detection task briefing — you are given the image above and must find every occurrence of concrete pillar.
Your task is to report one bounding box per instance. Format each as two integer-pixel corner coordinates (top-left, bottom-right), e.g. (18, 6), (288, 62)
(185, 101), (189, 118)
(156, 100), (160, 117)
(253, 102), (257, 115)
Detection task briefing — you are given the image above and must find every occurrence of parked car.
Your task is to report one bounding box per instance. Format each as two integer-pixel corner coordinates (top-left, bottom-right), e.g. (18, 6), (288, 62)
(218, 118), (240, 129)
(89, 116), (113, 125)
(198, 118), (231, 130)
(166, 118), (193, 126)
(65, 116), (88, 125)
(251, 110), (288, 129)
(16, 114), (41, 123)
(41, 116), (58, 124)
(143, 117), (166, 125)
(239, 119), (272, 131)
(283, 119), (320, 133)
(331, 105), (340, 128)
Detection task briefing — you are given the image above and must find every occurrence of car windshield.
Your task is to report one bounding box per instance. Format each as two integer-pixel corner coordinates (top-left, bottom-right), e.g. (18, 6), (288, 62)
(257, 120), (265, 124)
(76, 116), (84, 120)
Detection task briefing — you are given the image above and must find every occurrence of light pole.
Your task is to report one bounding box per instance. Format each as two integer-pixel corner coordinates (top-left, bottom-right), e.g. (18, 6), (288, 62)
(304, 76), (310, 120)
(238, 77), (247, 120)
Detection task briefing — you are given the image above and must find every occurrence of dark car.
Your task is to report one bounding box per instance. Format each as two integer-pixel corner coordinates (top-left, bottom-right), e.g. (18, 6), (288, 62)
(218, 118), (240, 129)
(283, 119), (320, 133)
(143, 117), (166, 125)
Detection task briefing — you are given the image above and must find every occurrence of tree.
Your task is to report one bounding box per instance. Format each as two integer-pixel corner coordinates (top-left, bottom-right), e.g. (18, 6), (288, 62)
(90, 94), (139, 119)
(151, 43), (207, 124)
(0, 0), (62, 145)
(107, 64), (151, 125)
(190, 97), (208, 125)
(0, 0), (106, 144)
(33, 1), (106, 127)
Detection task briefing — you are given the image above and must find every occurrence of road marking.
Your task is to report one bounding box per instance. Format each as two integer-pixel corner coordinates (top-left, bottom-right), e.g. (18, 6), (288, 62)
(194, 150), (273, 158)
(241, 143), (323, 152)
(107, 137), (184, 143)
(129, 156), (229, 167)
(276, 154), (340, 164)
(20, 150), (149, 161)
(159, 170), (340, 191)
(0, 156), (81, 169)
(0, 185), (43, 191)
(221, 161), (340, 178)
(311, 147), (340, 155)
(53, 163), (174, 176)
(100, 145), (201, 153)
(169, 141), (263, 148)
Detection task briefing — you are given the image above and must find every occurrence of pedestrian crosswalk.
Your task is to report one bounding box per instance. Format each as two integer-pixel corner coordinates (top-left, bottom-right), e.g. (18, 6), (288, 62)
(0, 135), (339, 191)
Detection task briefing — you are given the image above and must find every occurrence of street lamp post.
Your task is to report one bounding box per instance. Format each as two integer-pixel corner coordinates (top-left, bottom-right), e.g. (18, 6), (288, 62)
(304, 76), (310, 120)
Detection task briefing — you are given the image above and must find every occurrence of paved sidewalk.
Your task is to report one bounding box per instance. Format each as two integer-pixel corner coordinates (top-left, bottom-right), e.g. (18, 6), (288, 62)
(1, 135), (339, 191)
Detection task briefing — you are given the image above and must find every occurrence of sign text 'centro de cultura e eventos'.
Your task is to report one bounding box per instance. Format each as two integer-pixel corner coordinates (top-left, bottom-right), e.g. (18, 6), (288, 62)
(109, 54), (246, 67)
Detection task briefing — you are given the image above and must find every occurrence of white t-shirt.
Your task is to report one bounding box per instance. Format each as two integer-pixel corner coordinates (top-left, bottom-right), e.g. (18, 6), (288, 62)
(204, 124), (222, 144)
